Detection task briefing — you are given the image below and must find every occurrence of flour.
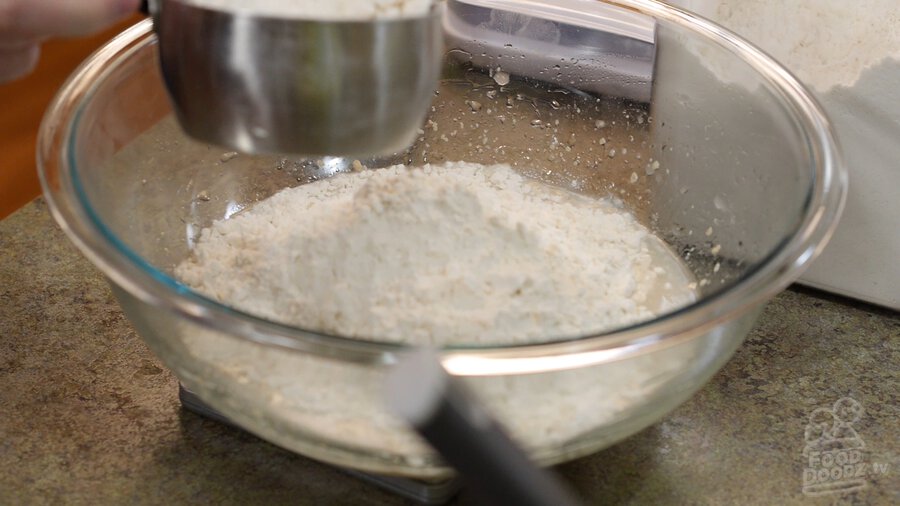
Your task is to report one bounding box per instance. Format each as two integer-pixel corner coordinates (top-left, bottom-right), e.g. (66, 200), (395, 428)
(177, 162), (694, 344)
(174, 162), (698, 465)
(184, 0), (436, 20)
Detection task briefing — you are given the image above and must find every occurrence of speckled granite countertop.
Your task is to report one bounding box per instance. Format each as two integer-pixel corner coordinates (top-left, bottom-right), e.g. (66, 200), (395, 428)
(1, 200), (897, 505)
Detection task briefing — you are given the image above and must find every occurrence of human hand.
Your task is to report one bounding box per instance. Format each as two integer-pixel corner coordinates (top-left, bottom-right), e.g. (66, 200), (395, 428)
(0, 0), (141, 83)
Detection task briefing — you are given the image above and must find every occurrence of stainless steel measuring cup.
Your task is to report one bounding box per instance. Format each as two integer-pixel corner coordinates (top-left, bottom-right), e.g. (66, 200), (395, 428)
(143, 0), (443, 156)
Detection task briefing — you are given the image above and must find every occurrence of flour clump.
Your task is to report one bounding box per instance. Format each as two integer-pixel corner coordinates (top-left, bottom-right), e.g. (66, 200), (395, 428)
(176, 162), (693, 345)
(174, 161), (698, 458)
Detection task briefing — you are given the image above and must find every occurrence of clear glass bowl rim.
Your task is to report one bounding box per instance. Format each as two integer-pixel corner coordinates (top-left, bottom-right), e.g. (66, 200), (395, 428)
(37, 0), (846, 374)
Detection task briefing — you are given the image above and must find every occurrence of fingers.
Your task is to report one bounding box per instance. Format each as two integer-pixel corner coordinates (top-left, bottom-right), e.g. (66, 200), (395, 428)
(0, 41), (39, 82)
(0, 0), (140, 83)
(0, 0), (141, 41)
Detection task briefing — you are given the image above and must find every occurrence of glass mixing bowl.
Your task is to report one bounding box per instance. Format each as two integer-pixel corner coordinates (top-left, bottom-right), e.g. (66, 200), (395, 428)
(38, 0), (845, 479)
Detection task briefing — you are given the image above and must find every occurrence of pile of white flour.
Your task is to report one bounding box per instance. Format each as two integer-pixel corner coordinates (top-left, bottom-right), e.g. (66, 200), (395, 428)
(175, 162), (698, 462)
(177, 162), (693, 344)
(185, 0), (435, 19)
